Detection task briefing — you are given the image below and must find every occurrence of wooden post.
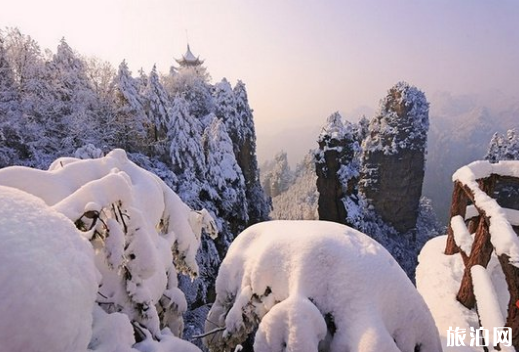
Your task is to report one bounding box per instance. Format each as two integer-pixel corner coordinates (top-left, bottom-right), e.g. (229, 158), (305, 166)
(445, 182), (469, 255)
(456, 217), (494, 308)
(498, 254), (519, 350)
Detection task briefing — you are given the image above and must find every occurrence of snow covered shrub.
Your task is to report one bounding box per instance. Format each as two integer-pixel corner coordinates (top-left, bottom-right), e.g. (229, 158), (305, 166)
(204, 220), (441, 352)
(0, 185), (98, 352)
(0, 149), (217, 351)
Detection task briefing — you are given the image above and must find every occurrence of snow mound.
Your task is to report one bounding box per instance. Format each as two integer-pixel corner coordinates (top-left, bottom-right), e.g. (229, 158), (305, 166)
(205, 220), (441, 352)
(0, 149), (213, 351)
(0, 185), (98, 352)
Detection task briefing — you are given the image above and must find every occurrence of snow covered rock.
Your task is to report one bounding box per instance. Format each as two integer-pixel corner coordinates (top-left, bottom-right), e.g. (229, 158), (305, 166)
(360, 81), (429, 233)
(0, 185), (98, 352)
(204, 220), (441, 352)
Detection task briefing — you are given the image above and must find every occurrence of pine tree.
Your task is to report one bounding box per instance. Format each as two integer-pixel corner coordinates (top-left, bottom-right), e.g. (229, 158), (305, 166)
(167, 96), (206, 204)
(144, 65), (171, 156)
(49, 38), (100, 153)
(486, 129), (519, 162)
(0, 36), (24, 167)
(203, 116), (248, 227)
(263, 151), (293, 198)
(112, 60), (148, 152)
(233, 80), (270, 223)
(170, 67), (213, 119)
(214, 78), (241, 150)
(3, 28), (60, 166)
(485, 129), (519, 210)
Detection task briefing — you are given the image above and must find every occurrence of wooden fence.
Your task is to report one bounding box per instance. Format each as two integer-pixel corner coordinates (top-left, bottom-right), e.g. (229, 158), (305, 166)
(445, 165), (519, 349)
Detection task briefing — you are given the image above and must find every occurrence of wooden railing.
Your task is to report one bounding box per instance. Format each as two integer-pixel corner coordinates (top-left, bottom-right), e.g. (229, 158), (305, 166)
(444, 161), (519, 349)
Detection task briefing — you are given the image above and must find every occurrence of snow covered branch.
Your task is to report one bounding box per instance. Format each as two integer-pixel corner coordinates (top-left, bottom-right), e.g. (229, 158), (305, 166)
(0, 149), (217, 352)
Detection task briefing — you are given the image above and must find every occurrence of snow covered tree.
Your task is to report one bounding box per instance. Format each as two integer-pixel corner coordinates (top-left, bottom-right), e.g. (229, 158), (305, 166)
(168, 96), (207, 205)
(170, 66), (213, 119)
(2, 28), (65, 166)
(204, 221), (441, 352)
(271, 151), (318, 220)
(214, 78), (241, 150)
(136, 67), (148, 95)
(144, 65), (171, 156)
(486, 129), (519, 163)
(112, 60), (149, 152)
(84, 56), (117, 147)
(202, 116), (248, 235)
(48, 38), (101, 154)
(233, 80), (270, 224)
(0, 150), (216, 351)
(161, 65), (177, 97)
(0, 36), (24, 167)
(360, 81), (429, 233)
(262, 150), (293, 198)
(485, 128), (519, 210)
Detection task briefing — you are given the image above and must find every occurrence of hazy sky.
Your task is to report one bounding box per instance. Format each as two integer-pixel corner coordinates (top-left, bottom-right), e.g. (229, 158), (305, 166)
(1, 0), (518, 159)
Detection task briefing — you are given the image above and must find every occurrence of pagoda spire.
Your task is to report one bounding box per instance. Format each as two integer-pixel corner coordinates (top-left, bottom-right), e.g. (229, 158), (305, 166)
(176, 44), (204, 67)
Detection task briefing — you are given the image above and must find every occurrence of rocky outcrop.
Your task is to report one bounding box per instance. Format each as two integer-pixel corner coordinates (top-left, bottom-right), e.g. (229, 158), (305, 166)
(360, 149), (425, 233)
(315, 112), (360, 225)
(360, 82), (429, 233)
(315, 139), (348, 224)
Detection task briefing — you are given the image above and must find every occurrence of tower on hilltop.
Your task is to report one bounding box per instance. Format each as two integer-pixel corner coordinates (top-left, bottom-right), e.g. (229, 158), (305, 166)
(175, 44), (204, 68)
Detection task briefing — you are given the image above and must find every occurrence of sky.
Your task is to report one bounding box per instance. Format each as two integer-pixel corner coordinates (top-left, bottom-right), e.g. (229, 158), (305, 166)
(1, 0), (518, 161)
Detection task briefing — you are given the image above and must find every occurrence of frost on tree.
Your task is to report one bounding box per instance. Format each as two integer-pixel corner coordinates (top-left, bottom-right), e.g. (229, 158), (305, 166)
(143, 65), (171, 156)
(271, 152), (319, 220)
(485, 128), (519, 211)
(232, 80), (270, 225)
(112, 60), (149, 152)
(0, 36), (24, 167)
(202, 115), (248, 236)
(262, 150), (293, 198)
(204, 221), (441, 352)
(360, 82), (429, 233)
(168, 96), (207, 206)
(48, 38), (101, 154)
(0, 149), (217, 352)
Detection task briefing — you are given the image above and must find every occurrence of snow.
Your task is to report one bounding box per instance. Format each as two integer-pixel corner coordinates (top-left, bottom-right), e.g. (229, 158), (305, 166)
(363, 81), (429, 155)
(318, 111), (346, 143)
(451, 215), (474, 255)
(470, 265), (506, 347)
(417, 235), (511, 352)
(205, 220), (440, 352)
(0, 185), (98, 352)
(0, 150), (213, 351)
(183, 45), (199, 62)
(452, 160), (519, 266)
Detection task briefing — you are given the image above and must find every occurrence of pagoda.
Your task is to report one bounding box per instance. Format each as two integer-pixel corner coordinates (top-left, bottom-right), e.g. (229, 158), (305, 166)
(175, 44), (204, 67)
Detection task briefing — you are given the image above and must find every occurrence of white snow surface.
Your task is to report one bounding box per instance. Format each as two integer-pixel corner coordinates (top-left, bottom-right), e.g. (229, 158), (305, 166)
(451, 215), (474, 255)
(0, 185), (98, 352)
(452, 160), (519, 266)
(470, 265), (506, 347)
(0, 150), (211, 351)
(205, 220), (441, 352)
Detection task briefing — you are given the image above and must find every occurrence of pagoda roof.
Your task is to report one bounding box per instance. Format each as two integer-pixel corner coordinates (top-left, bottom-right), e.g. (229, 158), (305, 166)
(176, 44), (204, 66)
